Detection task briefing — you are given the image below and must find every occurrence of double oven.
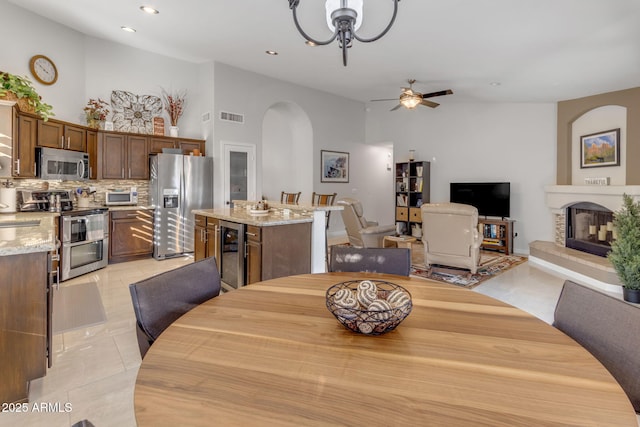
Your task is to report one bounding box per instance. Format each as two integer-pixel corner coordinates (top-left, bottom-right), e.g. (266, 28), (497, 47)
(60, 208), (109, 281)
(19, 190), (109, 281)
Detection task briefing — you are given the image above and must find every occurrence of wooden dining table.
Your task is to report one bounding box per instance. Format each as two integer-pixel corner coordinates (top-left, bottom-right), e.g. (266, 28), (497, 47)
(134, 273), (637, 426)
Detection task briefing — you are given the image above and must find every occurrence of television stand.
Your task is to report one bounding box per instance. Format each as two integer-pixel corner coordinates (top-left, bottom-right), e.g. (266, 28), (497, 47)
(479, 218), (515, 255)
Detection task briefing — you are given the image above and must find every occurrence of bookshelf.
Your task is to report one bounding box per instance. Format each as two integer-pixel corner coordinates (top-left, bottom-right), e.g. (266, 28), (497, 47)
(478, 218), (515, 255)
(395, 160), (430, 237)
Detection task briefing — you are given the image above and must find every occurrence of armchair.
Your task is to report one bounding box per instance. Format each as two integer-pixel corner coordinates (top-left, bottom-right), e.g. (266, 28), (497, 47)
(421, 203), (482, 274)
(336, 198), (395, 248)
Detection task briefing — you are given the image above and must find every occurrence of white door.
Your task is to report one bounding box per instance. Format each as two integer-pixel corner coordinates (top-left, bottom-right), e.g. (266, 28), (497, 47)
(223, 142), (256, 207)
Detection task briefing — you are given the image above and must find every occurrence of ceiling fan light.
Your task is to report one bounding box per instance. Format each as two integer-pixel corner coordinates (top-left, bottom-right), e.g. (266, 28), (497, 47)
(325, 0), (363, 32)
(400, 94), (422, 109)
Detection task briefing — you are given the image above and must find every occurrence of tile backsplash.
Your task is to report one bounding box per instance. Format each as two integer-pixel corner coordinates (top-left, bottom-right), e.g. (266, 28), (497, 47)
(4, 178), (150, 207)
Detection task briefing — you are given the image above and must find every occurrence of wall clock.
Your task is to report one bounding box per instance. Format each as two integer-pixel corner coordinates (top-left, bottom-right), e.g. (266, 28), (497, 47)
(29, 55), (58, 85)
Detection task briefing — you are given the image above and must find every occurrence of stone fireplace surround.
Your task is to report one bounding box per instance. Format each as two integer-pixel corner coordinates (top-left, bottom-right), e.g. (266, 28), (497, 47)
(529, 185), (640, 293)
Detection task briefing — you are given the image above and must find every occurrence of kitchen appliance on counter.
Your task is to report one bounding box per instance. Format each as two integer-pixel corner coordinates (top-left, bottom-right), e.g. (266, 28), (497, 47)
(150, 153), (213, 259)
(36, 147), (89, 181)
(0, 181), (17, 213)
(105, 189), (138, 206)
(19, 190), (73, 212)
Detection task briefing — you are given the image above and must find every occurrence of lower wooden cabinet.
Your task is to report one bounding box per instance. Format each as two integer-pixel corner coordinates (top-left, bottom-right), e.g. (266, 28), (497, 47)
(194, 215), (218, 261)
(109, 209), (154, 263)
(0, 251), (48, 404)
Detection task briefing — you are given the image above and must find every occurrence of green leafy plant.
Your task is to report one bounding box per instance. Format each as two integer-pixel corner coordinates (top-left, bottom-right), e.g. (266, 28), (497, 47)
(608, 194), (640, 290)
(0, 71), (54, 121)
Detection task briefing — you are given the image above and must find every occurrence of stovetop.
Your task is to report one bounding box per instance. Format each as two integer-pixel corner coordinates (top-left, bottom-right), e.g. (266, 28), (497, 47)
(61, 206), (108, 216)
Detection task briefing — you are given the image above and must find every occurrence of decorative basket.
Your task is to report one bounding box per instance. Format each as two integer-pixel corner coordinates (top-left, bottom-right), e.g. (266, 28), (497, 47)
(326, 280), (412, 335)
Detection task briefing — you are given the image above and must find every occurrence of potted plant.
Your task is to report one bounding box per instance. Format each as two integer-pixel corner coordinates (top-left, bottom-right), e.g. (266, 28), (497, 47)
(161, 88), (186, 137)
(84, 98), (109, 129)
(607, 193), (640, 303)
(0, 71), (54, 120)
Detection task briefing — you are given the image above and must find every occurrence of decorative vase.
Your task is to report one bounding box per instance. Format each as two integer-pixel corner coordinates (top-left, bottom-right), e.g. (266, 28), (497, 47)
(169, 126), (179, 137)
(87, 118), (101, 129)
(622, 287), (640, 303)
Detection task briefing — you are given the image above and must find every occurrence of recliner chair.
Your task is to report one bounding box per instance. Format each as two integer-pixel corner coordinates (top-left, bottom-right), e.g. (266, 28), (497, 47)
(337, 197), (395, 248)
(421, 203), (482, 274)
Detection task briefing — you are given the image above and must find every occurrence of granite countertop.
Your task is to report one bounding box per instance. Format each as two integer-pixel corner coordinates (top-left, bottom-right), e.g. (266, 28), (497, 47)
(193, 208), (314, 227)
(77, 203), (155, 211)
(233, 200), (343, 212)
(0, 212), (58, 255)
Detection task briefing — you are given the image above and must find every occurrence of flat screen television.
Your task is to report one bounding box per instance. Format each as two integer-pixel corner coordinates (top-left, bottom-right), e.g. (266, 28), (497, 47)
(449, 182), (510, 218)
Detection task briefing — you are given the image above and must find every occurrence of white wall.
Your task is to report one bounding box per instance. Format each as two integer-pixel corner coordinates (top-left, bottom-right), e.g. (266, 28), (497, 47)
(83, 37), (204, 139)
(572, 105), (627, 185)
(1, 2), (206, 139)
(366, 102), (558, 254)
(213, 62), (383, 237)
(0, 0), (86, 123)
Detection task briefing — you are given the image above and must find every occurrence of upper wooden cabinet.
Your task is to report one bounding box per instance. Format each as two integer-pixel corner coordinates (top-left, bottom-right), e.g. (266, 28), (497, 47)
(37, 119), (86, 151)
(100, 133), (149, 179)
(149, 136), (205, 155)
(12, 110), (38, 178)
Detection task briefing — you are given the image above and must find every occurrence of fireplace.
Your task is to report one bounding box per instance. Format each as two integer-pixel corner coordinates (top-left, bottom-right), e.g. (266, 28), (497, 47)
(565, 202), (614, 257)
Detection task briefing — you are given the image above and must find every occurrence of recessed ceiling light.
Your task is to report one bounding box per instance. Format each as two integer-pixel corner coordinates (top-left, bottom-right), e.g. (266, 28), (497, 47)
(265, 50), (278, 56)
(121, 26), (137, 33)
(490, 82), (501, 86)
(140, 6), (159, 14)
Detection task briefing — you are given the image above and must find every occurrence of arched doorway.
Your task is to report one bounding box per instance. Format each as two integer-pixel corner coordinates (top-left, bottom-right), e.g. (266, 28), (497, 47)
(261, 102), (313, 203)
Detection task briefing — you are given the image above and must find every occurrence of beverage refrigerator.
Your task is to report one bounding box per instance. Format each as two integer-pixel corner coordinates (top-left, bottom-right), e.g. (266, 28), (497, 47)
(150, 153), (214, 259)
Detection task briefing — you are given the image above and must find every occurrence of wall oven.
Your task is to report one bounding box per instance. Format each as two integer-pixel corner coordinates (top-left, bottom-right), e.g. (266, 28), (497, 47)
(61, 209), (109, 281)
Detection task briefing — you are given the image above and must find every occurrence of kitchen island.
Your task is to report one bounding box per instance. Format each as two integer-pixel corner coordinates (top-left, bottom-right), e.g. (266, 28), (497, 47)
(193, 201), (341, 290)
(0, 213), (58, 404)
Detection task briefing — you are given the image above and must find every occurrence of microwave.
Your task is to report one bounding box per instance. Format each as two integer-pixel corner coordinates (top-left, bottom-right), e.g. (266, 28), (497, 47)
(105, 190), (138, 206)
(36, 147), (89, 181)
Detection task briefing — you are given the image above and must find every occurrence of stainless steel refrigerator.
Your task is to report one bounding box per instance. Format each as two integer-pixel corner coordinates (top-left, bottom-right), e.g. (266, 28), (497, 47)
(150, 153), (213, 259)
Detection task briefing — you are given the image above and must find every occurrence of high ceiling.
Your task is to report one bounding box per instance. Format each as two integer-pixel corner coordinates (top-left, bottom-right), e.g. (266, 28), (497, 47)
(9, 0), (640, 105)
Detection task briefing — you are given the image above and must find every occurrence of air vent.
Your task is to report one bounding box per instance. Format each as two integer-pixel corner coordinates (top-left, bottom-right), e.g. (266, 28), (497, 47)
(219, 111), (244, 124)
(202, 112), (211, 122)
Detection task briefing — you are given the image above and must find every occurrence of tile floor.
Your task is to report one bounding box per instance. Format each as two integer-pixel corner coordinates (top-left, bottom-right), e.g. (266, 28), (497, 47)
(1, 251), (637, 426)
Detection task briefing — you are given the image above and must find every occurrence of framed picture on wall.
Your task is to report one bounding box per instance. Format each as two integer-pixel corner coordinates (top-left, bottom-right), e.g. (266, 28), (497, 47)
(321, 150), (349, 183)
(580, 128), (620, 168)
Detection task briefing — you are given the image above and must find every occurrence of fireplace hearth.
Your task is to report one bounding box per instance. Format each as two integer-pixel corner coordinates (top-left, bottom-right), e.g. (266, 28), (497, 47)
(566, 202), (614, 257)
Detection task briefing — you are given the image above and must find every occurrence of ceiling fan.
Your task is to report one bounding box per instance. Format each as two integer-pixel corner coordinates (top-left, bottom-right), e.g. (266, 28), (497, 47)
(371, 79), (453, 111)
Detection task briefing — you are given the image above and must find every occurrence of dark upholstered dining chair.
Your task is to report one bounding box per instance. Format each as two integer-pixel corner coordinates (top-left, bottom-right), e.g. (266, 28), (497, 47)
(329, 246), (411, 276)
(129, 257), (221, 358)
(553, 280), (640, 414)
(280, 191), (301, 204)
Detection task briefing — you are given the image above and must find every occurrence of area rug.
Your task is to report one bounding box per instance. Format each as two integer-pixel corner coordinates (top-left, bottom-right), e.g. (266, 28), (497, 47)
(411, 252), (528, 288)
(53, 282), (107, 334)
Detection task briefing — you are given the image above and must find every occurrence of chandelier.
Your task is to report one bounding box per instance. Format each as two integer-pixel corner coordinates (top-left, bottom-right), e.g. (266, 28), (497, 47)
(287, 0), (401, 66)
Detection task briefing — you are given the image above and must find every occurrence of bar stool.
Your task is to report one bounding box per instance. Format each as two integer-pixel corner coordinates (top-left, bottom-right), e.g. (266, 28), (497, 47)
(312, 192), (337, 267)
(281, 191), (301, 204)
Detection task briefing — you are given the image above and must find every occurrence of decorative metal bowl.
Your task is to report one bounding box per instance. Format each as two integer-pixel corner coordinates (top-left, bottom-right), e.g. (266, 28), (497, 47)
(326, 280), (412, 335)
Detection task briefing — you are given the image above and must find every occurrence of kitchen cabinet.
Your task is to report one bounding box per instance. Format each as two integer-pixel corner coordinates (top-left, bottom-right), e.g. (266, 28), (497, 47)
(37, 119), (86, 151)
(100, 133), (149, 179)
(149, 136), (205, 155)
(248, 222), (311, 284)
(86, 130), (98, 179)
(12, 110), (38, 177)
(0, 251), (48, 403)
(245, 225), (262, 284)
(109, 209), (153, 263)
(194, 215), (218, 261)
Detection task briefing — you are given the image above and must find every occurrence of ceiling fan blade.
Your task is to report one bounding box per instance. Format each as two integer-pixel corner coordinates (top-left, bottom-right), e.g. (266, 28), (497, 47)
(370, 98), (398, 102)
(420, 99), (440, 108)
(390, 104), (403, 111)
(422, 89), (453, 99)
